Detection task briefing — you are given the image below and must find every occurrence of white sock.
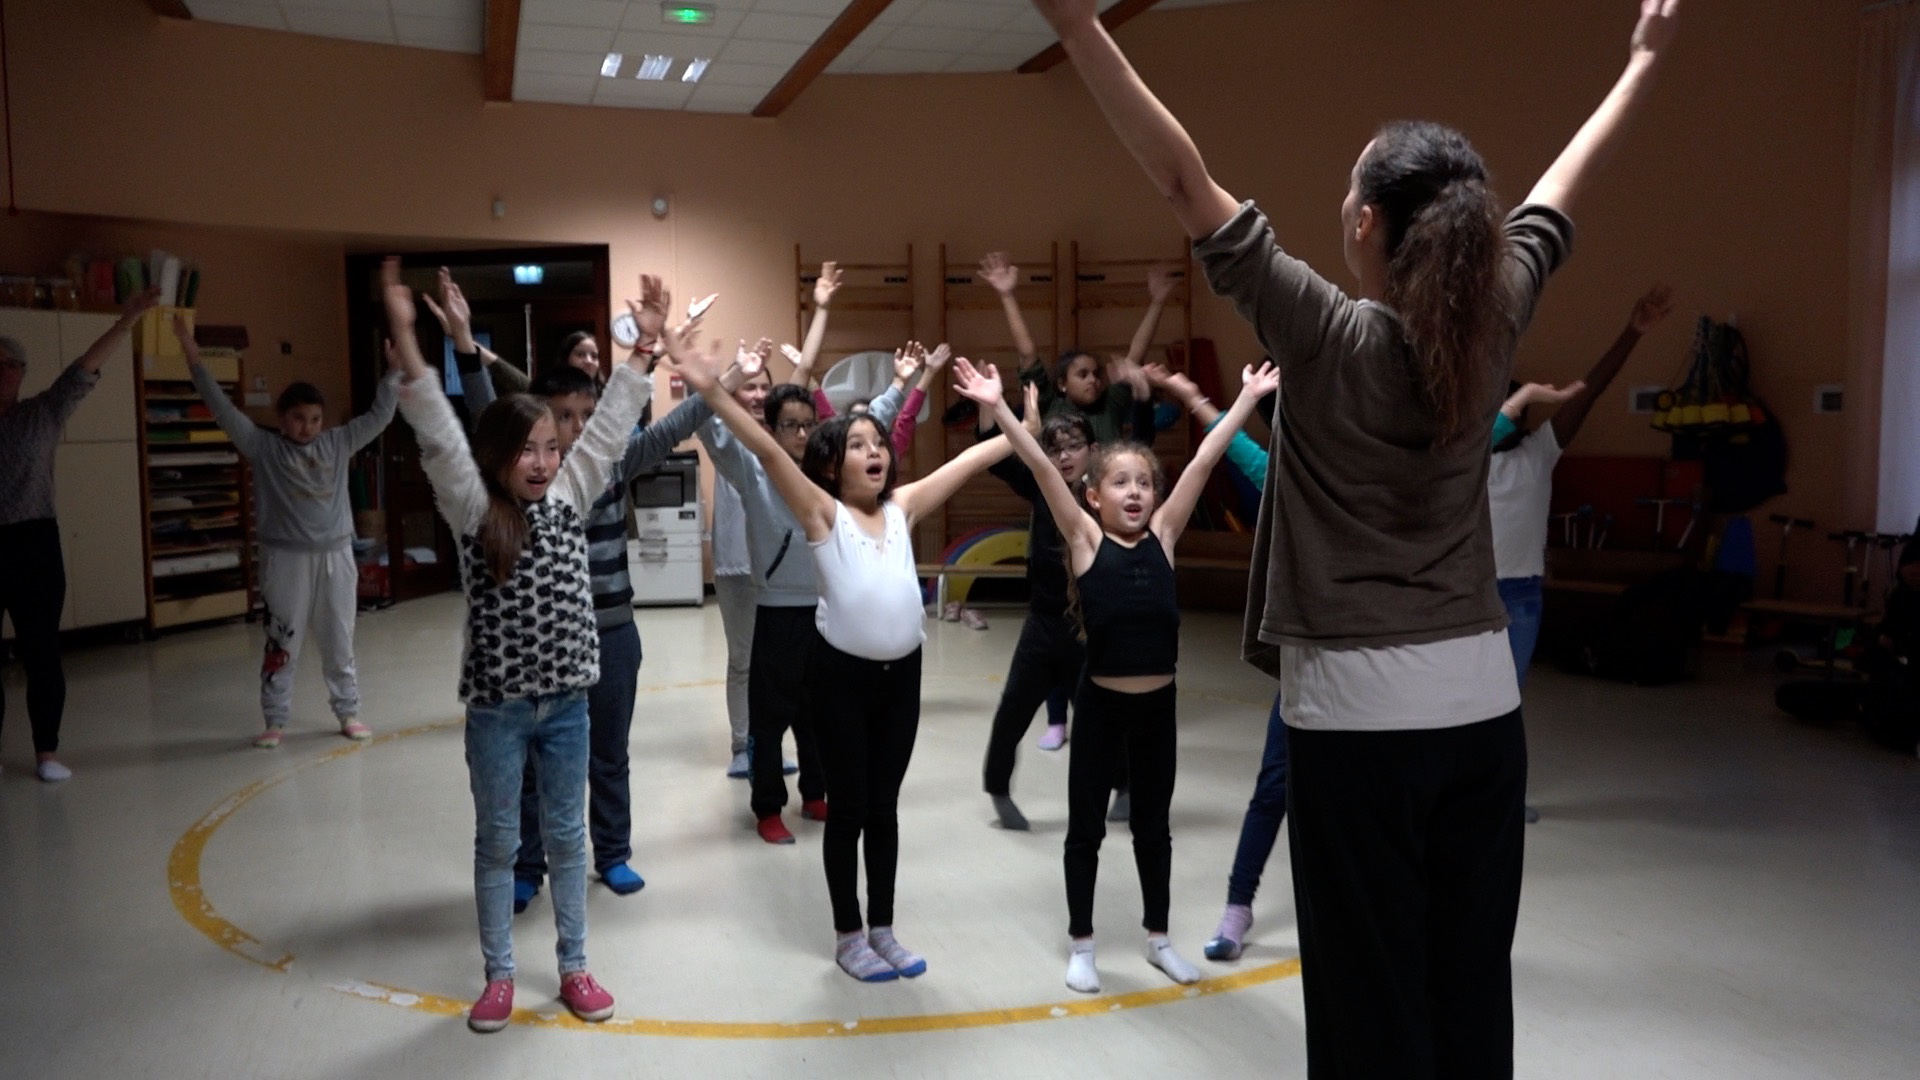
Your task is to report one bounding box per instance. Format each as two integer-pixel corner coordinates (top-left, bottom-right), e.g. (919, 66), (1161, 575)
(1147, 935), (1200, 985)
(836, 931), (895, 982)
(867, 927), (926, 977)
(1065, 939), (1100, 993)
(37, 760), (71, 783)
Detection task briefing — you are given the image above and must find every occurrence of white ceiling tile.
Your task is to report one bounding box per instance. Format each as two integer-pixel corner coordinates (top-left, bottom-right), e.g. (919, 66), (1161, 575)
(521, 0), (628, 30)
(879, 24), (985, 52)
(513, 71), (599, 103)
(184, 1), (287, 30)
(969, 28), (1054, 58)
(869, 0), (921, 27)
(390, 0), (480, 16)
(824, 43), (874, 73)
(395, 13), (483, 52)
(715, 37), (809, 65)
(610, 28), (729, 57)
(591, 77), (697, 108)
(748, 0), (851, 15)
(684, 82), (770, 107)
(733, 11), (832, 43)
(840, 22), (892, 54)
(943, 53), (1016, 73)
(518, 47), (610, 75)
(282, 6), (395, 42)
(695, 60), (789, 88)
(908, 0), (1021, 32)
(997, 7), (1053, 33)
(286, 0), (391, 12)
(851, 47), (951, 73)
(623, 2), (747, 35)
(518, 22), (617, 50)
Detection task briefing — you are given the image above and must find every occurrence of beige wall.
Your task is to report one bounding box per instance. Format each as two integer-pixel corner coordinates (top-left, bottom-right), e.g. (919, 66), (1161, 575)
(4, 0), (1867, 593)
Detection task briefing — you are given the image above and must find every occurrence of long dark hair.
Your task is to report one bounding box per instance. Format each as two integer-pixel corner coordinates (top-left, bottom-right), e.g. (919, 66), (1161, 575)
(1358, 120), (1511, 445)
(1061, 440), (1165, 639)
(470, 394), (551, 586)
(803, 414), (897, 501)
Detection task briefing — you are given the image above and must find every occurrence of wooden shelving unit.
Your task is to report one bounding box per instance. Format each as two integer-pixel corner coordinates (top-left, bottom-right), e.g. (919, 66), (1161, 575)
(1069, 244), (1197, 468)
(135, 308), (257, 631)
(934, 244), (1061, 553)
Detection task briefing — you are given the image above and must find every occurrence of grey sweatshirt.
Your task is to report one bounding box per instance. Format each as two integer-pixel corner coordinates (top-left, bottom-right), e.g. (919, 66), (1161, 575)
(699, 385), (903, 608)
(192, 364), (399, 552)
(1194, 200), (1573, 669)
(0, 362), (100, 526)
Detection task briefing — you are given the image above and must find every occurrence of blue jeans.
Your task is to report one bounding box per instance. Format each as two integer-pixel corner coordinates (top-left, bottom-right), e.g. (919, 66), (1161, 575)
(1226, 692), (1289, 907)
(516, 622), (642, 878)
(1499, 576), (1544, 688)
(466, 690), (591, 981)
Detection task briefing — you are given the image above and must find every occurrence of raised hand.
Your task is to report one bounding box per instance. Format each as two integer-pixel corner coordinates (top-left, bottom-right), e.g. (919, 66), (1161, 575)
(659, 321), (719, 390)
(893, 340), (926, 384)
(1147, 363), (1203, 407)
(117, 286), (164, 330)
(1022, 381), (1043, 437)
(379, 256), (416, 334)
(1108, 353), (1149, 396)
(1030, 0), (1099, 36)
(1508, 381), (1587, 411)
(738, 337), (773, 379)
(1630, 0), (1682, 61)
(634, 273), (671, 341)
(812, 261), (842, 308)
(1241, 361), (1280, 399)
(951, 357), (1005, 407)
(979, 252), (1020, 295)
(925, 342), (953, 371)
(1629, 283), (1675, 335)
(780, 343), (804, 367)
(1146, 265), (1180, 304)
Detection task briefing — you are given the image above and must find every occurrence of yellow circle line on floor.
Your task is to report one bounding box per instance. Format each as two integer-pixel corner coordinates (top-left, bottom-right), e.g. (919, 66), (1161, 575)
(167, 677), (1297, 1038)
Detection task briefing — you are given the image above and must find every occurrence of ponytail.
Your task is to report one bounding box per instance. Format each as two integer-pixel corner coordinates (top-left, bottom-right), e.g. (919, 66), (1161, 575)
(1359, 121), (1513, 446)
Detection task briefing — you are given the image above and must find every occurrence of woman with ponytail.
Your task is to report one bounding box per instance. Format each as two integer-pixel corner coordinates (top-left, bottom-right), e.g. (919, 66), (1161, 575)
(1029, 0), (1687, 1073)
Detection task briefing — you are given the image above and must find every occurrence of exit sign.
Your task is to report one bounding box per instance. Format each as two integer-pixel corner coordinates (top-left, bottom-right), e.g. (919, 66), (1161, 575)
(662, 3), (715, 24)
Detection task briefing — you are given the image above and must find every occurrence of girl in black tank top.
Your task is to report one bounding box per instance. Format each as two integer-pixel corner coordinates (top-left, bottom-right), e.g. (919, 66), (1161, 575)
(964, 356), (1279, 995)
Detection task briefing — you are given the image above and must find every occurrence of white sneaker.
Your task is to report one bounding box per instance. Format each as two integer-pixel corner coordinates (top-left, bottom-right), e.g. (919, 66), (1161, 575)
(37, 759), (72, 783)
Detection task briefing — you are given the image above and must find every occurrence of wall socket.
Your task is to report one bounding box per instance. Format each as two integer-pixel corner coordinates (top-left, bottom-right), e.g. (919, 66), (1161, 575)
(1814, 384), (1843, 413)
(1629, 385), (1664, 414)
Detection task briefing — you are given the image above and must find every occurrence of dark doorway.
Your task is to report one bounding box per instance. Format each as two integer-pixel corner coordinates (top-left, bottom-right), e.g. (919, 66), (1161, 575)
(345, 246), (610, 603)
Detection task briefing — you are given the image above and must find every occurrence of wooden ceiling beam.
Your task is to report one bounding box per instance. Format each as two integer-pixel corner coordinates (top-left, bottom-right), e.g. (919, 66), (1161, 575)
(754, 0), (897, 119)
(1017, 0), (1164, 75)
(484, 0), (522, 104)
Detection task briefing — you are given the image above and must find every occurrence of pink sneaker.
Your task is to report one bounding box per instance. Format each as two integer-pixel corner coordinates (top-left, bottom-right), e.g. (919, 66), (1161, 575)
(467, 978), (513, 1033)
(1037, 724), (1067, 751)
(560, 971), (615, 1022)
(960, 607), (989, 631)
(252, 729), (283, 750)
(340, 721), (372, 741)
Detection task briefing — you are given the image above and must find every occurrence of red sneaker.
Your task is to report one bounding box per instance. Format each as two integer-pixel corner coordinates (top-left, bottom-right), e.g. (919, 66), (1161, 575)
(757, 814), (796, 845)
(560, 971), (615, 1022)
(801, 799), (829, 822)
(467, 978), (513, 1033)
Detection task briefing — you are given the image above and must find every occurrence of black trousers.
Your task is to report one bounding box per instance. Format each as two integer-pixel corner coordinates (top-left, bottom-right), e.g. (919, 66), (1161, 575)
(0, 519), (67, 755)
(747, 605), (828, 818)
(812, 643), (922, 933)
(981, 610), (1085, 795)
(1287, 709), (1527, 1080)
(1065, 680), (1176, 938)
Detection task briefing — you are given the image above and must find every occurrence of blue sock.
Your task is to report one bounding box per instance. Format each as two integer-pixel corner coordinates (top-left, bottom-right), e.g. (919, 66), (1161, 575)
(601, 863), (645, 895)
(512, 877), (540, 914)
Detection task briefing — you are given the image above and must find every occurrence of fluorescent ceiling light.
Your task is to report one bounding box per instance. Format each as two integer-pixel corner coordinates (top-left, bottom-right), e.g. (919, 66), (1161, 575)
(600, 52), (623, 77)
(513, 265), (544, 285)
(637, 54), (674, 81)
(682, 58), (710, 83)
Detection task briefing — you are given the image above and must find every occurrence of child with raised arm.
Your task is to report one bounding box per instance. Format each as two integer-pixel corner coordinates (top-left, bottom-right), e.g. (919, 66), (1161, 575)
(664, 326), (1019, 982)
(981, 251), (1166, 444)
(172, 314), (397, 749)
(1032, 0), (1685, 1066)
(380, 257), (640, 1033)
(990, 350), (1278, 991)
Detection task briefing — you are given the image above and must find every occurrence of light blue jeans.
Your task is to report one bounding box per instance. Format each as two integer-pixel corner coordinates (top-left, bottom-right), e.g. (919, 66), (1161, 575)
(1499, 576), (1545, 688)
(466, 690), (590, 981)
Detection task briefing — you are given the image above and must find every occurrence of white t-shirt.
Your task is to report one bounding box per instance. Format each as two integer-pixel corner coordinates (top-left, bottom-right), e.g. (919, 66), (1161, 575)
(1487, 423), (1562, 580)
(1279, 630), (1521, 732)
(711, 471), (751, 578)
(810, 501), (925, 661)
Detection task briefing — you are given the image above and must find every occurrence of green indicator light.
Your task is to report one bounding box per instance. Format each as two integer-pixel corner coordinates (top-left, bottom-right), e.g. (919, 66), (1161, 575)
(663, 5), (715, 24)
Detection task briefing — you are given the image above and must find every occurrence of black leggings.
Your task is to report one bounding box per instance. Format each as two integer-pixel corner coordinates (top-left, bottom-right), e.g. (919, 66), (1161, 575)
(981, 610), (1084, 795)
(0, 519), (67, 755)
(747, 605), (828, 818)
(1287, 710), (1527, 1080)
(1065, 680), (1176, 938)
(813, 642), (922, 933)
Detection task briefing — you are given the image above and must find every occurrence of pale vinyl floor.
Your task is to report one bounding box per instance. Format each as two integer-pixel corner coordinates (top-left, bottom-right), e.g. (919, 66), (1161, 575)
(1, 595), (1916, 1079)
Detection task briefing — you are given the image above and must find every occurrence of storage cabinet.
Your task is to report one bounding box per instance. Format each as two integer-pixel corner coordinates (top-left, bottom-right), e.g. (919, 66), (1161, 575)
(0, 308), (145, 638)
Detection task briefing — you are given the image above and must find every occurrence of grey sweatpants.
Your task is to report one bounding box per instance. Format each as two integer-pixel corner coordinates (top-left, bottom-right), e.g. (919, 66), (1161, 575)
(259, 545), (360, 730)
(713, 572), (756, 753)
